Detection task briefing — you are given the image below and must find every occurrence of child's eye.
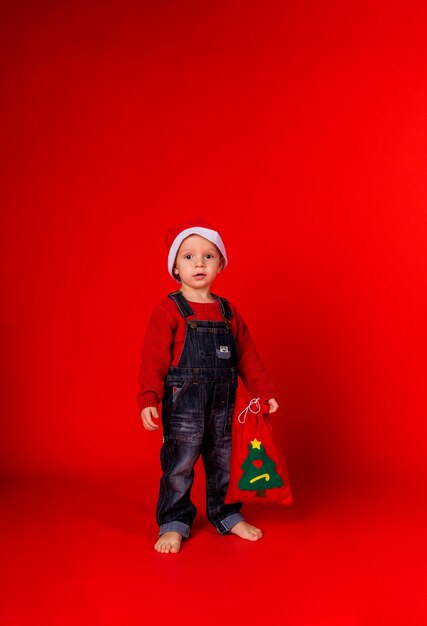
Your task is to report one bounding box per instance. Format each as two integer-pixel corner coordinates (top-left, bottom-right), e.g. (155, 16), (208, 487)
(206, 254), (214, 259)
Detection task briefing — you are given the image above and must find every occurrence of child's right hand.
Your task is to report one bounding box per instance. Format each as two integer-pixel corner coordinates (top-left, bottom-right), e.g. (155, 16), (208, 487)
(141, 407), (160, 431)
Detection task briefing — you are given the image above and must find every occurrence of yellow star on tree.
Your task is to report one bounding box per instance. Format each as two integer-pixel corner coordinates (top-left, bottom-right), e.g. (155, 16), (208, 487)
(250, 438), (262, 449)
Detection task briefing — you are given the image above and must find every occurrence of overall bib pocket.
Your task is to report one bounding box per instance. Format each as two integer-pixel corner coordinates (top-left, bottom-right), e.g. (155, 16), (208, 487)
(197, 327), (232, 359)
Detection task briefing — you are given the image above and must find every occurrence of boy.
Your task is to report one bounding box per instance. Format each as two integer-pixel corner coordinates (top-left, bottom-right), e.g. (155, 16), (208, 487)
(138, 218), (278, 554)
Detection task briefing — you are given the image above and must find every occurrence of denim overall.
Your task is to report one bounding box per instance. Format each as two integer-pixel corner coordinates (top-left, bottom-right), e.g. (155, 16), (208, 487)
(156, 290), (245, 538)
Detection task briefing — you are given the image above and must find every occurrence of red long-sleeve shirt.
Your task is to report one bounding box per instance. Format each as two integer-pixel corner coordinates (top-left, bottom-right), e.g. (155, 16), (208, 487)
(136, 296), (277, 412)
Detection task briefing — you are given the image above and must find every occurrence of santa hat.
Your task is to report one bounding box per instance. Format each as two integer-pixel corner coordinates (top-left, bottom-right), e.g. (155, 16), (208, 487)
(165, 217), (228, 282)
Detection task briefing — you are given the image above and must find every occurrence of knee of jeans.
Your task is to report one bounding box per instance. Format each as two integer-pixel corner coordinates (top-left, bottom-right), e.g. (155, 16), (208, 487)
(169, 471), (192, 493)
(166, 441), (200, 482)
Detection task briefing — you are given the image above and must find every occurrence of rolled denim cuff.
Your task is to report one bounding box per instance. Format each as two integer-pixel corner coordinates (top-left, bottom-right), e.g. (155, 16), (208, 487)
(159, 521), (191, 539)
(218, 512), (245, 534)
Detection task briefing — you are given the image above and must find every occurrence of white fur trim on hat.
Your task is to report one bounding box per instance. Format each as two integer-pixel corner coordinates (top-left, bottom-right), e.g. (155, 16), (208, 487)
(168, 226), (228, 282)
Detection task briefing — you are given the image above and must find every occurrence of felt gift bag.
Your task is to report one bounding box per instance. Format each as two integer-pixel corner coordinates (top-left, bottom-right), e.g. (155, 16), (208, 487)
(225, 395), (293, 505)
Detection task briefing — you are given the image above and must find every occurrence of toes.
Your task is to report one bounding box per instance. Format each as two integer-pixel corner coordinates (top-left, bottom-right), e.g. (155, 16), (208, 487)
(155, 539), (181, 553)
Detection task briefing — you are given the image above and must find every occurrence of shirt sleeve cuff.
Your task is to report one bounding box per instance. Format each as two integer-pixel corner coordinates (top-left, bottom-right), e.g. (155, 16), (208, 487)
(259, 389), (277, 403)
(138, 392), (159, 411)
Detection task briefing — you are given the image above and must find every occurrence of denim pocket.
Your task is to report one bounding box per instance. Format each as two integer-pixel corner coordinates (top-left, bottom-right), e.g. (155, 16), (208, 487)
(167, 380), (190, 413)
(166, 381), (203, 443)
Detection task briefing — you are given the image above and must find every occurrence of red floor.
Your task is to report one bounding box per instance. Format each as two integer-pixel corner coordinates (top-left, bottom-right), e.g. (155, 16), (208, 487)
(1, 469), (425, 626)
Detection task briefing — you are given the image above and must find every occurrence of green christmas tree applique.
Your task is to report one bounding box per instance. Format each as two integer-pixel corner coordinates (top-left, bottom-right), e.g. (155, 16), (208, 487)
(238, 438), (283, 497)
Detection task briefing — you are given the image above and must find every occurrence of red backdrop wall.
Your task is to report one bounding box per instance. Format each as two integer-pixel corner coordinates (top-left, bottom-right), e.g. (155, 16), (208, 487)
(1, 0), (426, 505)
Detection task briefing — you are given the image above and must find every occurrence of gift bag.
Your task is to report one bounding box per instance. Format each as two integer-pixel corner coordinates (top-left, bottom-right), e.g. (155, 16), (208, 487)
(225, 395), (293, 505)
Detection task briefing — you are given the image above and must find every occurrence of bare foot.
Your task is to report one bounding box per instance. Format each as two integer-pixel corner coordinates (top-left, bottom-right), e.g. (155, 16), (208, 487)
(154, 531), (183, 554)
(229, 521), (263, 541)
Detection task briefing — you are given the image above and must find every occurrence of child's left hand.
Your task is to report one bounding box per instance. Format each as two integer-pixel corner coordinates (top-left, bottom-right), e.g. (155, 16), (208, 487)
(267, 398), (279, 413)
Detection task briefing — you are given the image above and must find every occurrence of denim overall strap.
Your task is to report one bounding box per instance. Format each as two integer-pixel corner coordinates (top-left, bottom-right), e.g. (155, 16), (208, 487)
(167, 290), (233, 323)
(167, 291), (196, 318)
(210, 292), (233, 322)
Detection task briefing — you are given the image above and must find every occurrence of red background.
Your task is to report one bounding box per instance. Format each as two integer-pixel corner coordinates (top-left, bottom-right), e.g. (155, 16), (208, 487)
(1, 1), (426, 624)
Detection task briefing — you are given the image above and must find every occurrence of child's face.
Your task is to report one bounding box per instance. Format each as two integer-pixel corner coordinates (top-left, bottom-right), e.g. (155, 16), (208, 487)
(174, 234), (224, 288)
